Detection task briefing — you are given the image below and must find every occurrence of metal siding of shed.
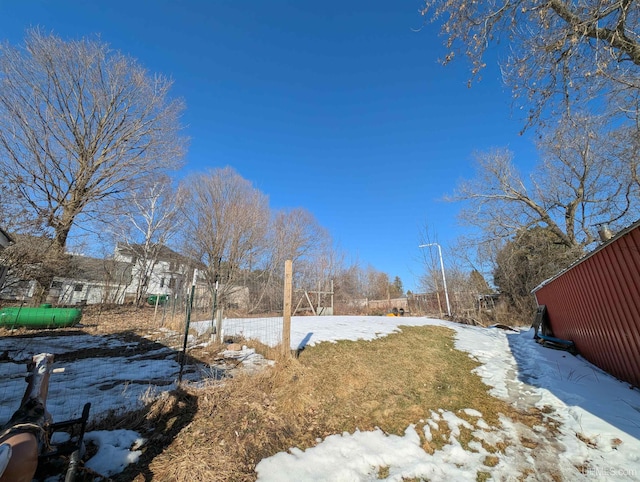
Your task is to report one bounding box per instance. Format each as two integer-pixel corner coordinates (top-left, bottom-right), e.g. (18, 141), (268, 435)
(583, 254), (618, 375)
(583, 242), (635, 382)
(590, 249), (631, 380)
(613, 233), (640, 379)
(535, 226), (640, 388)
(618, 233), (640, 376)
(607, 240), (640, 379)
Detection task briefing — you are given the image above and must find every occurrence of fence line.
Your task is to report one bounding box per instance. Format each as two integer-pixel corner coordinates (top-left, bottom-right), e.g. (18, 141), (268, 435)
(219, 317), (284, 347)
(181, 260), (293, 358)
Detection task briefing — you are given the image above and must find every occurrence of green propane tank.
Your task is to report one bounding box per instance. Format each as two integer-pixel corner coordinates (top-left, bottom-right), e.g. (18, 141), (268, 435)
(0, 304), (82, 329)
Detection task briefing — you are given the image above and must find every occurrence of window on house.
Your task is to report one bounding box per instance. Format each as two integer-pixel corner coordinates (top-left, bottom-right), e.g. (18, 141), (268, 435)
(74, 284), (83, 292)
(160, 278), (165, 288)
(169, 278), (175, 289)
(51, 281), (63, 289)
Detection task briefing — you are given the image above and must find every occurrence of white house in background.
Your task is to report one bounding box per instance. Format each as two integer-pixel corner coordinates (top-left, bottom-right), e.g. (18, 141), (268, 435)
(1, 239), (194, 306)
(114, 243), (250, 309)
(1, 253), (133, 305)
(48, 256), (132, 305)
(1, 238), (250, 308)
(114, 243), (192, 304)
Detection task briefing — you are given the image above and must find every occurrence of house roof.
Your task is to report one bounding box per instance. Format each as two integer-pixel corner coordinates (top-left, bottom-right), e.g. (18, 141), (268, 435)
(68, 255), (132, 283)
(116, 242), (190, 263)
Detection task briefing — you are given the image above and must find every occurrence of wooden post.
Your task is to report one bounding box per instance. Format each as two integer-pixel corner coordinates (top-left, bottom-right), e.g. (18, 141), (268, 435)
(282, 260), (292, 356)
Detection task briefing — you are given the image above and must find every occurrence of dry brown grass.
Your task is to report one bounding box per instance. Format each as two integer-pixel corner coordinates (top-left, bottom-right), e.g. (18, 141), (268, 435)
(78, 304), (188, 335)
(104, 323), (546, 482)
(293, 326), (506, 436)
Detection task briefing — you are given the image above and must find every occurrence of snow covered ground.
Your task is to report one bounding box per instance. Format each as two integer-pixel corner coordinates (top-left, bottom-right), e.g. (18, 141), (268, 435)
(1, 315), (639, 481)
(257, 318), (640, 481)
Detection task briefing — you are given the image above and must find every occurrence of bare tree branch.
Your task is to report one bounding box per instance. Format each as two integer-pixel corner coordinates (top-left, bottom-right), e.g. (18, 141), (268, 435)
(422, 0), (640, 125)
(0, 29), (187, 253)
(450, 112), (638, 248)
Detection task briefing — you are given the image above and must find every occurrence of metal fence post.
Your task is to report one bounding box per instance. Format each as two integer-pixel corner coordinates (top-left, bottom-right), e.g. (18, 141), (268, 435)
(179, 269), (197, 383)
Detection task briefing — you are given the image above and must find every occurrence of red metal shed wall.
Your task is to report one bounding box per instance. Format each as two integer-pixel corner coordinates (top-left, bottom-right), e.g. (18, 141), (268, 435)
(534, 227), (640, 388)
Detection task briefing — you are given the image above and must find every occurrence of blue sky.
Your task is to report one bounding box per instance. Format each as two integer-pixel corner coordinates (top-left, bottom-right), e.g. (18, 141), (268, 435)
(1, 0), (539, 292)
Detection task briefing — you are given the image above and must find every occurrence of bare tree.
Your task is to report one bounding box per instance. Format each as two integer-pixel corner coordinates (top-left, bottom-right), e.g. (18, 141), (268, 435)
(0, 29), (186, 256)
(422, 1), (640, 316)
(364, 267), (391, 300)
(179, 167), (270, 302)
(270, 208), (330, 268)
(0, 182), (29, 234)
(421, 0), (640, 126)
(109, 176), (184, 305)
(301, 239), (342, 303)
(334, 262), (399, 301)
(450, 112), (638, 250)
(279, 210), (335, 291)
(334, 260), (367, 301)
(251, 208), (333, 311)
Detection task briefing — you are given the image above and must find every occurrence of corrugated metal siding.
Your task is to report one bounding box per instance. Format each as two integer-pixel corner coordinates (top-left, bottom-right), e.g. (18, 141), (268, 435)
(534, 225), (640, 388)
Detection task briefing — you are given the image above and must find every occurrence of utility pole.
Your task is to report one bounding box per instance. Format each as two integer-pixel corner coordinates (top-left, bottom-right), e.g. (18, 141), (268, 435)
(419, 243), (451, 317)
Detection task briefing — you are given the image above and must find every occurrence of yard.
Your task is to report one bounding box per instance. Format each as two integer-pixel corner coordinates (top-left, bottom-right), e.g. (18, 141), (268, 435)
(1, 307), (639, 481)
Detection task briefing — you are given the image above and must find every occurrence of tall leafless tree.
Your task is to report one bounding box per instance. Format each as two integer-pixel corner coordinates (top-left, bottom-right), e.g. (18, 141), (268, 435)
(179, 167), (270, 303)
(274, 209), (335, 289)
(450, 112), (638, 250)
(364, 267), (391, 300)
(333, 261), (367, 301)
(421, 1), (640, 279)
(0, 29), (186, 256)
